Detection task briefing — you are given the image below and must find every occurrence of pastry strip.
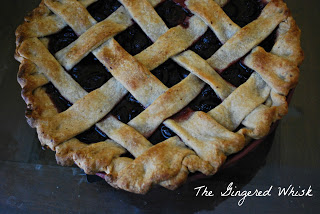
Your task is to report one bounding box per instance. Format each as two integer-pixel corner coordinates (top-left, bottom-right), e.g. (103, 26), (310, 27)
(44, 0), (97, 35)
(18, 38), (87, 103)
(56, 7), (133, 70)
(207, 0), (289, 71)
(186, 0), (240, 44)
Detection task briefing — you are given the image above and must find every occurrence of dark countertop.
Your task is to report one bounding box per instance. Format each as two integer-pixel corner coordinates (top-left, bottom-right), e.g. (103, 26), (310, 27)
(0, 0), (319, 213)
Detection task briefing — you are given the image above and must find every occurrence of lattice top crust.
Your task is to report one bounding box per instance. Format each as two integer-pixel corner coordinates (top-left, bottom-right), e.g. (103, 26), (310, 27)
(15, 0), (303, 194)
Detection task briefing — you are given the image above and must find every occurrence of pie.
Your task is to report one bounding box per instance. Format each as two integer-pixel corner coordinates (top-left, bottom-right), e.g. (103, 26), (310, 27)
(15, 0), (304, 194)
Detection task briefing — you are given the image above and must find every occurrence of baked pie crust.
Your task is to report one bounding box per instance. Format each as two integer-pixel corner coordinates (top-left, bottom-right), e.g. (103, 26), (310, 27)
(15, 0), (303, 194)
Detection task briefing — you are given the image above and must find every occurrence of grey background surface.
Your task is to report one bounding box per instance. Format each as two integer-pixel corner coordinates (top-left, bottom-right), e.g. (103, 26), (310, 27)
(0, 0), (319, 213)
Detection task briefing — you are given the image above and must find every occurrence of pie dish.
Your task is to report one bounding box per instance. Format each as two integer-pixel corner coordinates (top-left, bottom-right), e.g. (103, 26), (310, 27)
(15, 0), (304, 194)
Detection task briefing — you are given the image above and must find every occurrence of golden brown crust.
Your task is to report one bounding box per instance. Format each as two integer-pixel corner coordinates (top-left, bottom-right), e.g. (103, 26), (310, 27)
(186, 0), (240, 44)
(244, 47), (299, 95)
(56, 6), (133, 70)
(173, 50), (235, 100)
(134, 17), (208, 71)
(207, 0), (290, 71)
(272, 16), (304, 65)
(73, 141), (126, 174)
(128, 74), (205, 137)
(56, 139), (87, 166)
(119, 0), (167, 42)
(15, 0), (304, 194)
(94, 39), (167, 107)
(111, 137), (202, 194)
(44, 0), (97, 35)
(37, 77), (127, 149)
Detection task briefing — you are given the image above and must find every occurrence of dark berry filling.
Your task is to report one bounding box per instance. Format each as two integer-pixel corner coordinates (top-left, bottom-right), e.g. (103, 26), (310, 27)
(110, 93), (145, 124)
(223, 0), (265, 27)
(156, 0), (192, 28)
(68, 54), (112, 92)
(148, 124), (176, 144)
(87, 0), (121, 22)
(114, 24), (153, 56)
(43, 0), (275, 145)
(221, 61), (255, 87)
(44, 83), (72, 113)
(48, 27), (77, 54)
(189, 29), (222, 60)
(188, 85), (222, 112)
(76, 126), (107, 144)
(151, 59), (189, 88)
(258, 27), (278, 52)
